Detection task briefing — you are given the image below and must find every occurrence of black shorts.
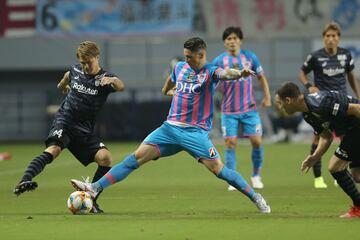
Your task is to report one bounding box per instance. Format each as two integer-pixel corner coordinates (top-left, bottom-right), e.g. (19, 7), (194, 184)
(45, 124), (107, 166)
(334, 127), (360, 168)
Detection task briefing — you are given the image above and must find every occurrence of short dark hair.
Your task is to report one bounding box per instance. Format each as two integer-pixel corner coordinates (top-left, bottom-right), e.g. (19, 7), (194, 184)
(276, 82), (301, 99)
(222, 26), (243, 41)
(322, 22), (341, 37)
(184, 37), (207, 52)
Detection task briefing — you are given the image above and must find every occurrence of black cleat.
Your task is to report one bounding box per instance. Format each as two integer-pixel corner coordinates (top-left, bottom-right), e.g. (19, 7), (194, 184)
(90, 201), (104, 214)
(13, 181), (38, 196)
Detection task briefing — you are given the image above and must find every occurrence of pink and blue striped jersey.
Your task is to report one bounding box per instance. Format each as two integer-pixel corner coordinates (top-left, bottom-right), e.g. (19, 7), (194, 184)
(212, 49), (264, 114)
(167, 61), (223, 131)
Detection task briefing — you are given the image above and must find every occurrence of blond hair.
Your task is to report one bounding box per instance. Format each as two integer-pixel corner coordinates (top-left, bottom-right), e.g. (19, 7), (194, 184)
(322, 22), (341, 37)
(76, 41), (100, 59)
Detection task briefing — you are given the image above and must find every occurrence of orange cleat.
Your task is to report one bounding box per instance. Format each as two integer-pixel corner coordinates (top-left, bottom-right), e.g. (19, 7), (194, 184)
(340, 205), (360, 218)
(0, 152), (11, 161)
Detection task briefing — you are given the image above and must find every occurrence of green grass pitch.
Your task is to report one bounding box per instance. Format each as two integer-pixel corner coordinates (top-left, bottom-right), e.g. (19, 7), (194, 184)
(0, 142), (358, 239)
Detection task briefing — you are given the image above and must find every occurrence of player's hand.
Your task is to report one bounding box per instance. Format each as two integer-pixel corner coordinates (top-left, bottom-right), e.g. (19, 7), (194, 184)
(240, 68), (256, 78)
(301, 155), (320, 173)
(261, 97), (272, 107)
(100, 76), (115, 86)
(57, 84), (71, 94)
(308, 86), (319, 93)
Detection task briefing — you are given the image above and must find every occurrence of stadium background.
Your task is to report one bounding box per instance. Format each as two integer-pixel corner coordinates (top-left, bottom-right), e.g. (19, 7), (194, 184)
(1, 0), (360, 142)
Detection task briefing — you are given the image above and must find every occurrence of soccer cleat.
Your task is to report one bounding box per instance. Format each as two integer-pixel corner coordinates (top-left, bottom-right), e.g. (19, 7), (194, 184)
(314, 176), (328, 189)
(13, 181), (38, 196)
(227, 185), (237, 191)
(251, 176), (264, 189)
(339, 206), (360, 218)
(253, 193), (271, 213)
(90, 201), (104, 214)
(70, 179), (99, 199)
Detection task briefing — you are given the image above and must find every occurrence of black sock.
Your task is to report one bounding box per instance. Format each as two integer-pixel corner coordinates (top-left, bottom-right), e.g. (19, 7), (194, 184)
(310, 143), (322, 177)
(92, 165), (111, 202)
(21, 152), (54, 182)
(331, 170), (360, 206)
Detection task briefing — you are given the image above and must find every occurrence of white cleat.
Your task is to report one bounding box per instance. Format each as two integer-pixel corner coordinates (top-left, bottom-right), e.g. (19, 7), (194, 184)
(251, 176), (264, 189)
(253, 193), (271, 213)
(227, 185), (237, 191)
(70, 179), (99, 199)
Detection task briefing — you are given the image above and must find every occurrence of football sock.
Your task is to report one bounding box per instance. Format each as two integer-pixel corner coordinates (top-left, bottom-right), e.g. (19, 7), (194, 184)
(94, 154), (139, 191)
(251, 146), (264, 177)
(310, 143), (322, 177)
(225, 149), (236, 170)
(92, 166), (111, 201)
(331, 170), (360, 206)
(21, 152), (54, 182)
(217, 166), (256, 200)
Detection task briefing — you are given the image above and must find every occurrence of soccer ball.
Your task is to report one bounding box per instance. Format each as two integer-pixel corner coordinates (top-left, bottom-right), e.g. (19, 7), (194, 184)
(67, 191), (93, 214)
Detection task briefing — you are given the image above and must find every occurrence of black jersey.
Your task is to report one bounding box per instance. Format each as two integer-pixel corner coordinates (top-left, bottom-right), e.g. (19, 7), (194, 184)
(301, 47), (354, 94)
(53, 64), (117, 133)
(303, 91), (360, 136)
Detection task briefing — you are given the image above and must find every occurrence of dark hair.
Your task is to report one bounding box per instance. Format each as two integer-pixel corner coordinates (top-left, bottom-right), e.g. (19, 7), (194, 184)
(184, 37), (207, 52)
(222, 26), (243, 41)
(276, 82), (301, 99)
(322, 22), (341, 37)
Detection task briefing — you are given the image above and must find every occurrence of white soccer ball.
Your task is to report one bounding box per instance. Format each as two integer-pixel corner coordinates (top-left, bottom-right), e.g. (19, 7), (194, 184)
(67, 191), (93, 214)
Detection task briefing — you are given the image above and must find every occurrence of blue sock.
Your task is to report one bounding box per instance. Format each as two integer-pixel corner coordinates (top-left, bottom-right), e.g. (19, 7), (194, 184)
(93, 154), (139, 191)
(225, 149), (236, 170)
(217, 166), (256, 200)
(252, 146), (264, 177)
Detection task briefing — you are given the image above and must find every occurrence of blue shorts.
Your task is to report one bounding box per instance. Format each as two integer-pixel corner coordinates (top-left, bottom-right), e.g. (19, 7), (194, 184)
(221, 111), (262, 138)
(143, 122), (220, 161)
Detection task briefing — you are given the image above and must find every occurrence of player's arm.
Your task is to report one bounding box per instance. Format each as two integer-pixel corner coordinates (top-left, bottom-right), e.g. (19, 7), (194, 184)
(298, 69), (319, 93)
(258, 74), (271, 107)
(100, 76), (124, 92)
(217, 68), (255, 81)
(57, 71), (71, 94)
(347, 71), (360, 99)
(162, 75), (176, 96)
(347, 103), (360, 119)
(301, 129), (333, 172)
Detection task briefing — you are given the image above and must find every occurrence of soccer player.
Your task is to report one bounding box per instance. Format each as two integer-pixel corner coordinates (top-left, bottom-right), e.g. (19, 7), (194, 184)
(71, 37), (271, 214)
(13, 41), (125, 213)
(298, 22), (360, 188)
(212, 26), (271, 190)
(275, 82), (360, 218)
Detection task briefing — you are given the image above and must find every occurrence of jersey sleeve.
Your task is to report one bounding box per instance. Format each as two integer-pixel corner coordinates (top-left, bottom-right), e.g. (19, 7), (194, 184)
(250, 52), (264, 76)
(171, 62), (181, 83)
(210, 64), (224, 83)
(301, 54), (315, 74)
(104, 72), (119, 93)
(303, 113), (324, 134)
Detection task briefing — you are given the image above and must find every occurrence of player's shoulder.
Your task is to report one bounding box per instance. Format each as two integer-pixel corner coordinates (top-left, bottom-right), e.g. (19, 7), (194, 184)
(70, 64), (84, 74)
(240, 49), (257, 58)
(213, 52), (227, 62)
(337, 47), (350, 54)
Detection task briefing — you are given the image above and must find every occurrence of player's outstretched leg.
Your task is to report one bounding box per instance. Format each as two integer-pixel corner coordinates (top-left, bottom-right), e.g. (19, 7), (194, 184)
(71, 154), (139, 198)
(224, 148), (237, 191)
(14, 151), (54, 196)
(90, 165), (111, 214)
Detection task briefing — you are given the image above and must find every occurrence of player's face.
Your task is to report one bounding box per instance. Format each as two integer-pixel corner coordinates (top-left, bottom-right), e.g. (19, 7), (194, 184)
(184, 48), (205, 69)
(323, 29), (340, 51)
(275, 94), (296, 115)
(78, 55), (100, 75)
(224, 33), (241, 54)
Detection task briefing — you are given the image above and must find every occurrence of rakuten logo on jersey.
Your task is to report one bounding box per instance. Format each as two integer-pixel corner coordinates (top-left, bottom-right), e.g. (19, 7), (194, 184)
(73, 82), (98, 95)
(176, 82), (201, 94)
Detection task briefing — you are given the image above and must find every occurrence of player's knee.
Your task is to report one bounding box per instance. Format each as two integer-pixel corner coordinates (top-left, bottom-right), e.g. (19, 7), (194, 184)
(45, 145), (62, 158)
(95, 150), (112, 167)
(225, 139), (236, 149)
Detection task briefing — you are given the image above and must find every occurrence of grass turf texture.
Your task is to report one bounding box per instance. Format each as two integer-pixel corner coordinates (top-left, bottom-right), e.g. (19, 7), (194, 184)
(0, 142), (358, 240)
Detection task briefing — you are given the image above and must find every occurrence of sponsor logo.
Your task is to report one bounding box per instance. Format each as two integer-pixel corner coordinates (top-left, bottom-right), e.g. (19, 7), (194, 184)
(255, 124), (262, 134)
(209, 147), (217, 158)
(73, 82), (98, 95)
(176, 82), (201, 94)
(332, 103), (340, 116)
(197, 73), (207, 83)
(323, 67), (345, 76)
